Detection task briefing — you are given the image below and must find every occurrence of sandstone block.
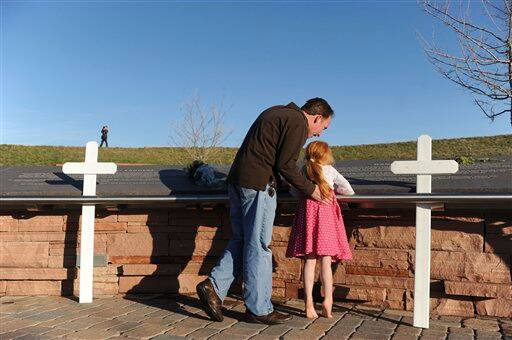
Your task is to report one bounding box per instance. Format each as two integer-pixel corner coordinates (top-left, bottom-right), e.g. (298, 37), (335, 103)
(444, 281), (512, 298)
(345, 274), (414, 289)
(285, 281), (301, 299)
(78, 275), (118, 283)
(347, 248), (411, 273)
(75, 268), (118, 282)
(48, 255), (76, 268)
(127, 225), (170, 233)
(381, 260), (410, 271)
(0, 232), (75, 243)
(384, 300), (405, 310)
(387, 288), (405, 301)
(431, 214), (484, 251)
(49, 243), (77, 256)
(0, 242), (49, 267)
(333, 285), (387, 302)
(177, 274), (208, 294)
(18, 216), (64, 232)
(352, 225), (413, 249)
(271, 226), (291, 242)
(347, 248), (381, 267)
(121, 264), (180, 276)
(87, 267), (110, 275)
(109, 256), (156, 264)
(169, 210), (221, 226)
(180, 261), (216, 275)
(107, 233), (168, 256)
(475, 298), (512, 318)
(272, 288), (286, 298)
(118, 212), (168, 223)
(78, 233), (107, 253)
(430, 298), (475, 316)
(94, 222), (127, 232)
(95, 214), (118, 222)
(169, 238), (226, 257)
(271, 241), (288, 248)
(0, 268), (76, 280)
(106, 265), (121, 275)
(168, 225), (219, 233)
(273, 278), (285, 288)
(65, 213), (118, 223)
(405, 290), (414, 311)
(430, 251), (510, 283)
(119, 275), (178, 293)
(170, 231), (219, 240)
(6, 280), (63, 295)
(271, 246), (302, 281)
(352, 219), (483, 252)
(332, 263), (346, 284)
(0, 281), (6, 294)
(353, 248), (409, 261)
(0, 215), (18, 232)
(73, 281), (118, 295)
(432, 230), (483, 252)
(346, 266), (408, 277)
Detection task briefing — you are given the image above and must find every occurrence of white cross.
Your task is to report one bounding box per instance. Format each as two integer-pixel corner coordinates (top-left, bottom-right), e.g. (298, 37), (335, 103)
(62, 141), (117, 303)
(391, 135), (458, 328)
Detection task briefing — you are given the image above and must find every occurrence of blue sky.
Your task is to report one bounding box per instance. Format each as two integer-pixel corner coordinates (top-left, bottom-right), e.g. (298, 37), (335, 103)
(1, 0), (510, 147)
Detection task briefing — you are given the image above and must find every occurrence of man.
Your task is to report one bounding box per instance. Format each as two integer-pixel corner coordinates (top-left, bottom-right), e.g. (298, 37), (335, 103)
(196, 98), (334, 325)
(100, 126), (109, 147)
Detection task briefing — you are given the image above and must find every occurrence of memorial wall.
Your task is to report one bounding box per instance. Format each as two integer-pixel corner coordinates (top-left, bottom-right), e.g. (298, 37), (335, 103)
(1, 159), (510, 318)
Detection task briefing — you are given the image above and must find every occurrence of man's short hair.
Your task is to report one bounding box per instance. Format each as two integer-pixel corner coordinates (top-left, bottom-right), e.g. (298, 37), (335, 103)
(301, 98), (334, 118)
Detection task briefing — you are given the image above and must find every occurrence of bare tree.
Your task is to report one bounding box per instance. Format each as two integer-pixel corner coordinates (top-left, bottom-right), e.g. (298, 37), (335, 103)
(419, 0), (512, 125)
(169, 93), (232, 163)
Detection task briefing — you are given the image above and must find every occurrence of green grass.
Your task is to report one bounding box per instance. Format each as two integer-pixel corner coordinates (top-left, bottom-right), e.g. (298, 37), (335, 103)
(0, 135), (510, 166)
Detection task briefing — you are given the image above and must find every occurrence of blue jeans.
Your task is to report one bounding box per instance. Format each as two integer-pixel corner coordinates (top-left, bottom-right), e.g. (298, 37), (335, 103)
(209, 183), (277, 316)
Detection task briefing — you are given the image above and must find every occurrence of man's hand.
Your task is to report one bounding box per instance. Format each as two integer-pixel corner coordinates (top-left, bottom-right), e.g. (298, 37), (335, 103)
(311, 185), (332, 204)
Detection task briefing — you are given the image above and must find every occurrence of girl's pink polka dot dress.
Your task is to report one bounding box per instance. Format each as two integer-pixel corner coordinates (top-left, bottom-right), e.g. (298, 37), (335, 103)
(286, 191), (352, 262)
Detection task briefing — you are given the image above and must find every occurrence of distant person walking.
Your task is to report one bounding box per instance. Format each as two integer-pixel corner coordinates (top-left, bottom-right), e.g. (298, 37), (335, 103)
(100, 126), (109, 147)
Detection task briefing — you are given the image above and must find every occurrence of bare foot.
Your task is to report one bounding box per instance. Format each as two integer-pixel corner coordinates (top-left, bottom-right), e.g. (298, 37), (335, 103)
(322, 300), (333, 318)
(305, 303), (318, 319)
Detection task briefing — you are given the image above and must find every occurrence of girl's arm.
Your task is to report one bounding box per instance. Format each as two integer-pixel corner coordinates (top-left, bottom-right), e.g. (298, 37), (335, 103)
(330, 166), (355, 195)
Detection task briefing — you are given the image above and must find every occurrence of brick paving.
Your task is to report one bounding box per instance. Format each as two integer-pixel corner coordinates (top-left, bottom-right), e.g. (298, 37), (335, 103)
(0, 295), (510, 339)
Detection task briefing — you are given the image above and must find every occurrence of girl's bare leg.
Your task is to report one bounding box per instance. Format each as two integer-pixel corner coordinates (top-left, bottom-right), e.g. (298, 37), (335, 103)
(303, 254), (318, 319)
(320, 256), (333, 318)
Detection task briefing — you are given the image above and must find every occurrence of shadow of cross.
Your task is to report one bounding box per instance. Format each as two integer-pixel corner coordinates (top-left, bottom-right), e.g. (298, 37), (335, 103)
(391, 134), (459, 329)
(45, 172), (84, 191)
(62, 141), (117, 304)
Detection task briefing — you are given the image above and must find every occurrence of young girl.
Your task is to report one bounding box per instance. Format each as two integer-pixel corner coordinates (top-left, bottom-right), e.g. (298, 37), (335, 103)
(286, 141), (354, 319)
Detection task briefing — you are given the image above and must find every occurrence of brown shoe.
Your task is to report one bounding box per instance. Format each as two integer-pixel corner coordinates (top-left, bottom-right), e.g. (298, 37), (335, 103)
(245, 309), (292, 325)
(196, 278), (223, 322)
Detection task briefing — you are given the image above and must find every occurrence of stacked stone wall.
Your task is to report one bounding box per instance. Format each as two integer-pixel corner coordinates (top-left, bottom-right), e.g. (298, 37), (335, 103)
(0, 206), (510, 317)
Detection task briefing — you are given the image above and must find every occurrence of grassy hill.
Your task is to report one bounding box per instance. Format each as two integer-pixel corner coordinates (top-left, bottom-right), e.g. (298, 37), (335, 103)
(1, 134), (510, 166)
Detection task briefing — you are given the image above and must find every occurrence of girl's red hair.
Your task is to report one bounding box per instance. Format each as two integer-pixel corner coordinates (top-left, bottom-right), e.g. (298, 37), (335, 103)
(304, 141), (334, 200)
